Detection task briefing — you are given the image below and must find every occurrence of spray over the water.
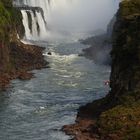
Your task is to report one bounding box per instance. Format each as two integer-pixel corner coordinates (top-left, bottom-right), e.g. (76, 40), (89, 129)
(13, 0), (119, 41)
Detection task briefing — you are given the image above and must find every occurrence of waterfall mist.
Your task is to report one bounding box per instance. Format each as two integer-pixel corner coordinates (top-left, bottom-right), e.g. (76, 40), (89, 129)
(46, 0), (120, 41)
(14, 0), (120, 41)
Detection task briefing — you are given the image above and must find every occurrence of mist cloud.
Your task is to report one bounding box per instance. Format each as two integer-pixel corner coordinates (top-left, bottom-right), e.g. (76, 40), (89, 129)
(47, 0), (120, 34)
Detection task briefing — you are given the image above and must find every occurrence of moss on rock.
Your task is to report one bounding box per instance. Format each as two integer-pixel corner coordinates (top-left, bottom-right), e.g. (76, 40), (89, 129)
(64, 0), (140, 139)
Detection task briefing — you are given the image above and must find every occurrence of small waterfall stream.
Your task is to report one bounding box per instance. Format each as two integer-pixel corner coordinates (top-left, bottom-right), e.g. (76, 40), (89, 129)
(13, 0), (49, 40)
(21, 10), (33, 39)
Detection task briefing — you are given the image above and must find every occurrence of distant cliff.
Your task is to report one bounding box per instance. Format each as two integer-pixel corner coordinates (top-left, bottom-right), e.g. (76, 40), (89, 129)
(80, 16), (116, 65)
(63, 0), (140, 139)
(0, 0), (48, 90)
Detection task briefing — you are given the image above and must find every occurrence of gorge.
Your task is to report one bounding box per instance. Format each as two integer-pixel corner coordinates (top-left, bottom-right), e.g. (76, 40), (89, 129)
(0, 0), (140, 140)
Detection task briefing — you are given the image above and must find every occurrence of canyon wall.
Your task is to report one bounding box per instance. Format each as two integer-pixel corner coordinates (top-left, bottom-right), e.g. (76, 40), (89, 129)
(63, 0), (140, 139)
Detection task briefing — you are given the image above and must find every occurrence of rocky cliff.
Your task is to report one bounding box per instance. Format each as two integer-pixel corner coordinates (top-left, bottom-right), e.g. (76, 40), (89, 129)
(63, 0), (140, 139)
(0, 0), (48, 90)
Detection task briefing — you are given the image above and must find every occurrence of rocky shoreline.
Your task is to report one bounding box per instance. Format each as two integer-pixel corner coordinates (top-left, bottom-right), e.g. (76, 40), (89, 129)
(0, 41), (49, 90)
(62, 97), (112, 140)
(63, 105), (99, 140)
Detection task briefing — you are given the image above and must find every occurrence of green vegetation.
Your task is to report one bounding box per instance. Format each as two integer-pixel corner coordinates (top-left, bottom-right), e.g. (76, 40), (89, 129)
(0, 1), (11, 41)
(0, 0), (24, 41)
(119, 0), (140, 18)
(98, 103), (140, 140)
(0, 0), (24, 73)
(90, 0), (140, 139)
(110, 0), (140, 98)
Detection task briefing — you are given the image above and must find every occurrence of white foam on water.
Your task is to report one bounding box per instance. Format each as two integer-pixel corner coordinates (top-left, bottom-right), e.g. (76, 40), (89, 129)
(14, 0), (120, 41)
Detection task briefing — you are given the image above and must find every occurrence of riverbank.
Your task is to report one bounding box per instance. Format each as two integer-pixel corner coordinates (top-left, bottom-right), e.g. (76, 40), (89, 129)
(0, 41), (49, 90)
(63, 96), (112, 140)
(63, 96), (140, 140)
(63, 0), (140, 139)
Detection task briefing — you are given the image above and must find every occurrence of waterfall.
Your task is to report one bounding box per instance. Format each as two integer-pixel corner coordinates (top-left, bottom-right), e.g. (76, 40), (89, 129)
(13, 0), (120, 41)
(35, 11), (47, 38)
(20, 9), (47, 40)
(21, 10), (32, 40)
(30, 11), (38, 38)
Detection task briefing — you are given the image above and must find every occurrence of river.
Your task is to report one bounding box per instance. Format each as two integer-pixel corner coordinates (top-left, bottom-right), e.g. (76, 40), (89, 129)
(0, 40), (110, 140)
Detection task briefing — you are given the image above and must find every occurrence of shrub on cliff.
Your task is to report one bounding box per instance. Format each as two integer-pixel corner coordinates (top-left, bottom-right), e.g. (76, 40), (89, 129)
(119, 0), (140, 17)
(0, 0), (24, 41)
(0, 1), (11, 41)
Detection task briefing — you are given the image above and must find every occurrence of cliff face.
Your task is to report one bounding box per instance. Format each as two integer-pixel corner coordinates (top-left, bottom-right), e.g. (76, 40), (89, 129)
(63, 0), (140, 139)
(110, 0), (140, 103)
(0, 0), (12, 72)
(0, 0), (48, 90)
(0, 0), (23, 73)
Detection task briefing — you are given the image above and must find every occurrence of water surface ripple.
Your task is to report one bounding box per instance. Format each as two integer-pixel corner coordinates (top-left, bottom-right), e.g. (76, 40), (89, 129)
(0, 41), (110, 140)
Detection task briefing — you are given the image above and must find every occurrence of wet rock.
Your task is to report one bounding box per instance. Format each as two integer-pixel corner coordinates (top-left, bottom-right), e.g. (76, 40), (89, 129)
(18, 72), (34, 80)
(47, 52), (52, 55)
